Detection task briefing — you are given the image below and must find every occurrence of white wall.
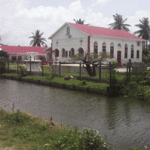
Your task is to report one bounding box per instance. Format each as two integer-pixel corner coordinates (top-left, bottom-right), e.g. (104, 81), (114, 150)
(51, 23), (88, 62)
(90, 36), (143, 64)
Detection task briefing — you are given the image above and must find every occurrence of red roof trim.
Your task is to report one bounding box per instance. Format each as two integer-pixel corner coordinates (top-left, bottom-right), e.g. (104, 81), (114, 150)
(68, 22), (144, 40)
(0, 46), (47, 55)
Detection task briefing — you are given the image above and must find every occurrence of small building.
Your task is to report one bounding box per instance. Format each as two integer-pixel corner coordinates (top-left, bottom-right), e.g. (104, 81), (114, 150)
(0, 45), (47, 62)
(49, 22), (145, 65)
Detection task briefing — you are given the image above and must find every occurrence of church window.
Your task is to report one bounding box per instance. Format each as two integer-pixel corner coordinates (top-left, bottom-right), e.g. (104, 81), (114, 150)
(124, 44), (128, 58)
(110, 43), (114, 58)
(102, 42), (106, 53)
(94, 41), (98, 55)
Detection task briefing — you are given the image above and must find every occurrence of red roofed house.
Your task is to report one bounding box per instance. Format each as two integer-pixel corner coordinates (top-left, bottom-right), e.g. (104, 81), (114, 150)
(49, 22), (145, 64)
(0, 45), (47, 62)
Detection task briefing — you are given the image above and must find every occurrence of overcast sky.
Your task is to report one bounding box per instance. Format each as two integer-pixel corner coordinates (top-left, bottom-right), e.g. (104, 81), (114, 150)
(1, 0), (150, 46)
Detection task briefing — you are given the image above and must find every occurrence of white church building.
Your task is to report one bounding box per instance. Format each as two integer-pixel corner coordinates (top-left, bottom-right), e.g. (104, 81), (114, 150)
(49, 22), (145, 65)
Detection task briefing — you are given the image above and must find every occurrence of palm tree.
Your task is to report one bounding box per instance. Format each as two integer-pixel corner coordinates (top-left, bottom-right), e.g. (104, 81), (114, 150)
(108, 13), (131, 31)
(73, 18), (85, 24)
(134, 18), (150, 40)
(29, 30), (47, 47)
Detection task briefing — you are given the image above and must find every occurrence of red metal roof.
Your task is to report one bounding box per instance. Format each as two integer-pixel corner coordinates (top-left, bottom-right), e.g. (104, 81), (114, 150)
(68, 23), (144, 40)
(0, 46), (47, 54)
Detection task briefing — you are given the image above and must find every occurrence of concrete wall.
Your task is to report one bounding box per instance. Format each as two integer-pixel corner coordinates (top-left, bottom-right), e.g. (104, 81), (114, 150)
(52, 64), (109, 75)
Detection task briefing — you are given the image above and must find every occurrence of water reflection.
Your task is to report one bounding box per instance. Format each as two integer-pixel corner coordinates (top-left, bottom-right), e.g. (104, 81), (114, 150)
(105, 98), (117, 130)
(0, 79), (150, 150)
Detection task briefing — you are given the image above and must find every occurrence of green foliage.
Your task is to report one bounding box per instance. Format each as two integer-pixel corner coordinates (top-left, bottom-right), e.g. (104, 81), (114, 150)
(111, 61), (119, 69)
(0, 57), (6, 73)
(46, 127), (111, 150)
(5, 109), (30, 125)
(122, 82), (145, 99)
(0, 50), (8, 58)
(129, 148), (145, 150)
(80, 128), (111, 150)
(82, 80), (87, 85)
(18, 66), (27, 77)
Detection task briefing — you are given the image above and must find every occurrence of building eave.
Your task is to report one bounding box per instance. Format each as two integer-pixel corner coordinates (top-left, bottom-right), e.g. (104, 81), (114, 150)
(48, 22), (68, 39)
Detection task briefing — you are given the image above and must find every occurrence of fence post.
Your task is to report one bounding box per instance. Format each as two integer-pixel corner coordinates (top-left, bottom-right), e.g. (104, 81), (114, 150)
(42, 59), (44, 76)
(7, 58), (9, 73)
(126, 62), (129, 82)
(99, 60), (101, 81)
(30, 56), (31, 74)
(17, 59), (19, 73)
(129, 59), (131, 82)
(59, 61), (61, 77)
(109, 62), (112, 88)
(79, 62), (81, 80)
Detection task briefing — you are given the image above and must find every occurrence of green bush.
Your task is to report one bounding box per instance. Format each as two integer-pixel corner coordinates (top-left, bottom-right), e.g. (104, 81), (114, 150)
(46, 127), (111, 150)
(80, 128), (110, 150)
(82, 80), (87, 85)
(0, 57), (6, 74)
(18, 66), (27, 77)
(5, 109), (30, 125)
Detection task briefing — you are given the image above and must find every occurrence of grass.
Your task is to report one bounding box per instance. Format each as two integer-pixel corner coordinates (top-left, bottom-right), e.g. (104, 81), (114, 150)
(2, 73), (109, 91)
(5, 63), (127, 80)
(6, 62), (25, 71)
(0, 107), (146, 150)
(0, 107), (112, 150)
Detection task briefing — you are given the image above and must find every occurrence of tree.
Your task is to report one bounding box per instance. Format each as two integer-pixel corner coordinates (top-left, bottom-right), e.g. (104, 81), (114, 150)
(134, 18), (150, 40)
(0, 50), (8, 58)
(72, 52), (109, 77)
(29, 30), (47, 47)
(0, 50), (8, 74)
(73, 18), (85, 24)
(108, 13), (131, 31)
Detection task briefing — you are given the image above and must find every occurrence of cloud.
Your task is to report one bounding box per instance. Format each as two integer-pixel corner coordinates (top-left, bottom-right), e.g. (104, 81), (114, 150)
(92, 0), (111, 7)
(128, 10), (150, 34)
(0, 0), (150, 46)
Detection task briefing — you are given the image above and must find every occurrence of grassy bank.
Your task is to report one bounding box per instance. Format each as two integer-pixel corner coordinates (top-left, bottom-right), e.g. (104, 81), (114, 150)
(0, 108), (146, 150)
(0, 107), (112, 150)
(2, 73), (109, 91)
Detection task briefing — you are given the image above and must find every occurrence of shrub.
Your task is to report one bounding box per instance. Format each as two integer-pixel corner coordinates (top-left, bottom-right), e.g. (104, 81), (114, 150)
(79, 128), (111, 150)
(18, 66), (27, 77)
(0, 57), (6, 74)
(5, 109), (30, 125)
(82, 80), (87, 85)
(46, 128), (111, 150)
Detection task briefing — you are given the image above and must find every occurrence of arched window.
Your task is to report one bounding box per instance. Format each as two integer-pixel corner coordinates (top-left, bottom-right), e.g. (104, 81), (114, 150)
(102, 42), (106, 53)
(94, 41), (98, 55)
(131, 45), (134, 58)
(110, 43), (114, 58)
(66, 26), (70, 35)
(12, 56), (16, 62)
(65, 51), (68, 57)
(69, 48), (75, 57)
(55, 49), (59, 57)
(118, 43), (121, 48)
(62, 48), (65, 57)
(137, 50), (140, 58)
(124, 44), (128, 58)
(18, 56), (22, 61)
(78, 48), (84, 56)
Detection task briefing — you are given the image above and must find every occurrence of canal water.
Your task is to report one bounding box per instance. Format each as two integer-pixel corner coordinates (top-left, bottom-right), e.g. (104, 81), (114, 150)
(0, 79), (150, 150)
